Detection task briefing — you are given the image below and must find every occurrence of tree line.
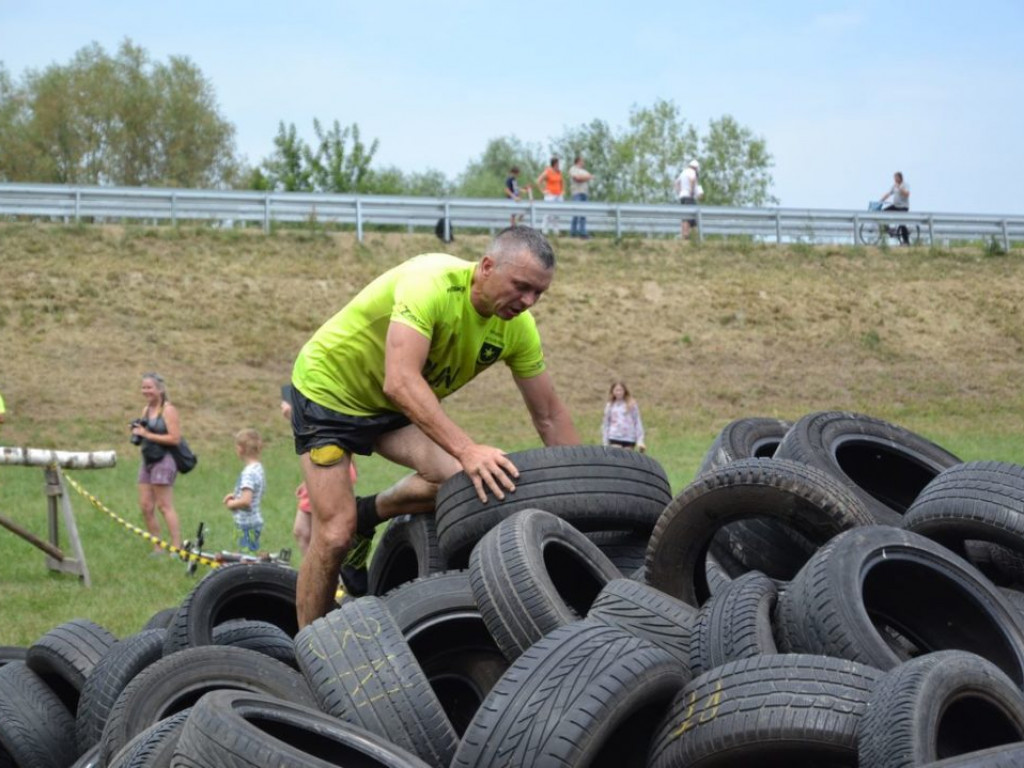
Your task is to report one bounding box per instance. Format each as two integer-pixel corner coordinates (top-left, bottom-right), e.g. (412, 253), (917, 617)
(0, 40), (776, 206)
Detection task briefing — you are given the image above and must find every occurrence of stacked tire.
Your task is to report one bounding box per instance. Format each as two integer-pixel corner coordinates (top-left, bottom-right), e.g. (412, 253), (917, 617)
(8, 423), (1024, 766)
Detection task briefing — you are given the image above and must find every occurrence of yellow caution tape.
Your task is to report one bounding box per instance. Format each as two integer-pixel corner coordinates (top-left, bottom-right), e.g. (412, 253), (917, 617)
(62, 470), (222, 568)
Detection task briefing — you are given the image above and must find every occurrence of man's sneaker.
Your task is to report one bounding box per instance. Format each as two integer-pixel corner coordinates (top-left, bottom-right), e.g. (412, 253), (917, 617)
(339, 563), (369, 598)
(344, 532), (372, 571)
(339, 532), (371, 598)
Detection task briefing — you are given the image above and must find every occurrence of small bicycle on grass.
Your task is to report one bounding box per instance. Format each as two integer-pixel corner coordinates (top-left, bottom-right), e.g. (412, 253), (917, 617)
(181, 521), (291, 576)
(859, 201), (921, 246)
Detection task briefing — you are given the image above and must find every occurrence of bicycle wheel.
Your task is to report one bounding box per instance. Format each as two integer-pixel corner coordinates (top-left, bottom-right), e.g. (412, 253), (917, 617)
(892, 223), (921, 246)
(858, 220), (882, 246)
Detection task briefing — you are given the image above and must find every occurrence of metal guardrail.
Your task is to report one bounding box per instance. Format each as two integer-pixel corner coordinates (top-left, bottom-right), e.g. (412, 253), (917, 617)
(1, 183), (1021, 249)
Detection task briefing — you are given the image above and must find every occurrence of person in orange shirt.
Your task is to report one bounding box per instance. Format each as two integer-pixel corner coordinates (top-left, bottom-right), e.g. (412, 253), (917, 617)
(535, 157), (563, 235)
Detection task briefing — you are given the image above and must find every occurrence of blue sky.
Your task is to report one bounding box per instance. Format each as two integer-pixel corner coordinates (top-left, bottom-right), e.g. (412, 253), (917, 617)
(2, 1), (1022, 214)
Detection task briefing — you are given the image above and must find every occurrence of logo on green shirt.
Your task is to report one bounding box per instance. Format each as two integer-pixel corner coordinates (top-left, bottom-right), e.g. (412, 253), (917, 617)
(477, 342), (502, 366)
(396, 303), (419, 324)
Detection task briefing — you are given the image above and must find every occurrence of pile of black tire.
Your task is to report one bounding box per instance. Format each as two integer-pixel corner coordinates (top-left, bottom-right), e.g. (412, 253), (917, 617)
(5, 409), (1024, 766)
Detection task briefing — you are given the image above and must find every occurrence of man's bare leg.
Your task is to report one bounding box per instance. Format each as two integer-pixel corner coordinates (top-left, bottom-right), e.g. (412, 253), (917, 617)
(297, 452), (356, 627)
(373, 423), (462, 520)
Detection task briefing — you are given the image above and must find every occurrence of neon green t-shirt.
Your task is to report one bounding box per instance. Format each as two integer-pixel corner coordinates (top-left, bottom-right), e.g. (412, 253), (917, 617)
(292, 253), (546, 416)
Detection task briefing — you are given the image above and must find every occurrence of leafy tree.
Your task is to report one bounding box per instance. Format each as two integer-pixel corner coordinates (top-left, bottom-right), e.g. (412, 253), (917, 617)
(154, 56), (239, 188)
(698, 115), (777, 207)
(550, 99), (774, 206)
(360, 165), (452, 197)
(108, 42), (158, 185)
(21, 62), (90, 182)
(306, 119), (379, 193)
(0, 40), (237, 187)
(456, 136), (544, 198)
(258, 119), (380, 193)
(551, 118), (618, 201)
(0, 65), (33, 181)
(261, 122), (311, 192)
(403, 168), (453, 197)
(243, 166), (273, 192)
(550, 100), (695, 204)
(365, 165), (406, 195)
(618, 99), (698, 204)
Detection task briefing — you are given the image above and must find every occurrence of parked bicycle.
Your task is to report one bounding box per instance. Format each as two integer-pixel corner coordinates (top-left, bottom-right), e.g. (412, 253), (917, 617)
(859, 201), (921, 246)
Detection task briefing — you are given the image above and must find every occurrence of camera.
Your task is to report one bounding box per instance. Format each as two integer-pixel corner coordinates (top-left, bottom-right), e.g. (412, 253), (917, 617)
(129, 418), (148, 445)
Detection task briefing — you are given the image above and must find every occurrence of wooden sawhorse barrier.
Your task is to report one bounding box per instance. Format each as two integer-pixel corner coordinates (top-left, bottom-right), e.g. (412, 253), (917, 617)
(0, 447), (117, 587)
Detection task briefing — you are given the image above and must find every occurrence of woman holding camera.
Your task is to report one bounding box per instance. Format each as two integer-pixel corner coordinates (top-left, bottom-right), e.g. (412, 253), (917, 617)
(131, 372), (183, 555)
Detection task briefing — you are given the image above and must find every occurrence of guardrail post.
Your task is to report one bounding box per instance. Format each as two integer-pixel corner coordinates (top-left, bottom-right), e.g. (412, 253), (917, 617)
(615, 207), (622, 240)
(529, 202), (536, 229)
(927, 215), (935, 246)
(263, 194), (270, 234)
(696, 208), (704, 243)
(171, 192), (178, 226)
(775, 210), (782, 244)
(443, 201), (451, 242)
(1002, 220), (1010, 252)
(356, 198), (364, 242)
(74, 189), (81, 224)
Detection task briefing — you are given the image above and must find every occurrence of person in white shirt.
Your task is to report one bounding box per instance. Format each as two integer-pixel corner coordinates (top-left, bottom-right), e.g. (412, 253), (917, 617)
(569, 155), (594, 239)
(880, 171), (911, 245)
(223, 428), (266, 553)
(673, 159), (701, 240)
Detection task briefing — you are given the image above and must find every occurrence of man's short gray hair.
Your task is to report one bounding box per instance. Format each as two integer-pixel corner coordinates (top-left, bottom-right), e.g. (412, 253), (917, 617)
(488, 226), (555, 270)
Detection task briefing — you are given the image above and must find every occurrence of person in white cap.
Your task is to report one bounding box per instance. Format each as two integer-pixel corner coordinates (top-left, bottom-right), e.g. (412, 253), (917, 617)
(674, 159), (701, 240)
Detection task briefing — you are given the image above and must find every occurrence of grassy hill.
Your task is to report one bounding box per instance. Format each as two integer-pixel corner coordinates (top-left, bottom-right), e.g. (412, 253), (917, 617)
(1, 222), (1023, 643)
(3, 223), (1023, 455)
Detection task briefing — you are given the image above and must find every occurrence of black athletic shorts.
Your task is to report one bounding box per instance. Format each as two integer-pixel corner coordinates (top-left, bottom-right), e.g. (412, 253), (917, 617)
(290, 386), (410, 459)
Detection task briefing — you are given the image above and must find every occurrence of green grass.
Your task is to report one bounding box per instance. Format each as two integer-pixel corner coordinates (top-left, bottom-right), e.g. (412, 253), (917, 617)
(5, 423), (1024, 647)
(0, 440), (410, 646)
(0, 423), (706, 646)
(0, 427), (705, 646)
